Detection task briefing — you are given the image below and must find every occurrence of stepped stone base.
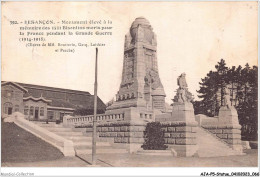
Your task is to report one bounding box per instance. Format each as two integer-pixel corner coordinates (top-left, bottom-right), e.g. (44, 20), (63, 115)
(202, 124), (243, 152)
(196, 106), (243, 153)
(161, 121), (198, 157)
(196, 127), (243, 157)
(82, 120), (147, 153)
(209, 106), (242, 152)
(156, 102), (198, 157)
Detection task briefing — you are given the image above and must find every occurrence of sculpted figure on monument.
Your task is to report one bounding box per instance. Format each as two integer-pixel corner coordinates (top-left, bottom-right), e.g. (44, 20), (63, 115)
(222, 87), (231, 108)
(178, 73), (188, 89)
(144, 70), (163, 89)
(144, 71), (152, 86)
(174, 73), (193, 103)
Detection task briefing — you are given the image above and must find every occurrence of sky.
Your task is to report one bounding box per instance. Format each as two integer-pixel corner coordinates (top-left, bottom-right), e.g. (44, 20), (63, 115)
(2, 1), (258, 104)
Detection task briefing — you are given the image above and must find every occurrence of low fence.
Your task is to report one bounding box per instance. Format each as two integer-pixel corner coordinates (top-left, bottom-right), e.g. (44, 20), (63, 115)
(65, 113), (125, 126)
(64, 111), (154, 127)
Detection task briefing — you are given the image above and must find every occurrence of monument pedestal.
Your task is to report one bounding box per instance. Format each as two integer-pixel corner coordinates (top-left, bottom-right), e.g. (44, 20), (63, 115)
(84, 119), (147, 154)
(218, 106), (239, 125)
(217, 106), (243, 152)
(171, 102), (196, 123)
(156, 102), (198, 157)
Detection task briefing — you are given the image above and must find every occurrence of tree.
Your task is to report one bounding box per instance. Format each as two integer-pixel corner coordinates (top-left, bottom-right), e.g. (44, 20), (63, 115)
(195, 59), (258, 141)
(226, 66), (236, 105)
(196, 59), (228, 116)
(215, 59), (228, 106)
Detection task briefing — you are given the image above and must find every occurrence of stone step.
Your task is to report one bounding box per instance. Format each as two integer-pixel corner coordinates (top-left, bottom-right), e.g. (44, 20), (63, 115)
(32, 121), (55, 124)
(63, 135), (92, 141)
(72, 128), (87, 132)
(201, 128), (231, 146)
(75, 148), (128, 155)
(55, 131), (84, 136)
(73, 141), (110, 147)
(37, 123), (63, 128)
(136, 149), (173, 156)
(43, 127), (73, 132)
(74, 145), (115, 150)
(197, 127), (242, 157)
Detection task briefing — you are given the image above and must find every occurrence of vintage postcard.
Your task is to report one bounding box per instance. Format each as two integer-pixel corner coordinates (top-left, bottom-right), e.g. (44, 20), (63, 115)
(1, 1), (258, 176)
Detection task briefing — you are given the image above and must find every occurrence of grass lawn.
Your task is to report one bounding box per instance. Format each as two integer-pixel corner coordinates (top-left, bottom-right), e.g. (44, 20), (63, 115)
(1, 122), (64, 163)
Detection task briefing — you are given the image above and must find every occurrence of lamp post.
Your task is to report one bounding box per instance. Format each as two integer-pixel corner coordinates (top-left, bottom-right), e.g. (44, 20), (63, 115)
(92, 48), (98, 165)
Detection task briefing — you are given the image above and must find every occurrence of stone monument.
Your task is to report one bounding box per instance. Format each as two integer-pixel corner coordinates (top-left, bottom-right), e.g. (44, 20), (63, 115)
(219, 87), (238, 124)
(66, 17), (243, 157)
(106, 17), (166, 113)
(218, 86), (242, 152)
(171, 73), (195, 123)
(155, 73), (198, 157)
(97, 17), (167, 153)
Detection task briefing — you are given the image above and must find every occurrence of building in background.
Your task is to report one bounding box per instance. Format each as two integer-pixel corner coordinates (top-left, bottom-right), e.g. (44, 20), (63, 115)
(1, 81), (106, 121)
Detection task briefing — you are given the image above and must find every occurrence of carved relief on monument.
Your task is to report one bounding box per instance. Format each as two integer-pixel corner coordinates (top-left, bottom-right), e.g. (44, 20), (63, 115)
(144, 70), (163, 90)
(143, 27), (154, 44)
(124, 34), (132, 49)
(121, 49), (135, 87)
(137, 26), (145, 42)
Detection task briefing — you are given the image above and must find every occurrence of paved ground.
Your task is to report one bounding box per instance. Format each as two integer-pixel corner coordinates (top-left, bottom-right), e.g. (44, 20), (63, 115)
(2, 149), (257, 167)
(78, 149), (258, 167)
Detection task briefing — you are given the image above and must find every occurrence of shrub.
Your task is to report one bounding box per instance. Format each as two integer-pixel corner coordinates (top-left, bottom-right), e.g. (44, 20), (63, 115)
(142, 122), (167, 150)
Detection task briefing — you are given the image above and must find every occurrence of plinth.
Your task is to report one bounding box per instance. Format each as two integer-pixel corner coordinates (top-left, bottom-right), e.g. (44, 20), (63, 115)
(218, 106), (243, 152)
(156, 102), (198, 157)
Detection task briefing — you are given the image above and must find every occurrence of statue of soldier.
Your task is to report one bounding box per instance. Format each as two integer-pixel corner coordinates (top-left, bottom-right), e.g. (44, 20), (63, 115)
(178, 73), (188, 89)
(175, 73), (188, 103)
(222, 87), (231, 108)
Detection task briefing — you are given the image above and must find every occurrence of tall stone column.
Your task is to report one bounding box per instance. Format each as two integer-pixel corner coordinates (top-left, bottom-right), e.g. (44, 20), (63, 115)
(102, 17), (167, 153)
(106, 17), (166, 112)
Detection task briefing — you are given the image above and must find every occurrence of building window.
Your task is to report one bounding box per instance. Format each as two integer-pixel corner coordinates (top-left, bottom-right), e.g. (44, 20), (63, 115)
(4, 102), (13, 115)
(40, 107), (44, 116)
(30, 106), (34, 116)
(47, 111), (54, 119)
(24, 106), (29, 115)
(14, 105), (19, 112)
(35, 107), (39, 119)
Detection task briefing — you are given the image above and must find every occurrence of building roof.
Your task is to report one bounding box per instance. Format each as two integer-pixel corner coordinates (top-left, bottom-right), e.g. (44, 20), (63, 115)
(1, 81), (106, 111)
(1, 81), (28, 93)
(16, 82), (91, 96)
